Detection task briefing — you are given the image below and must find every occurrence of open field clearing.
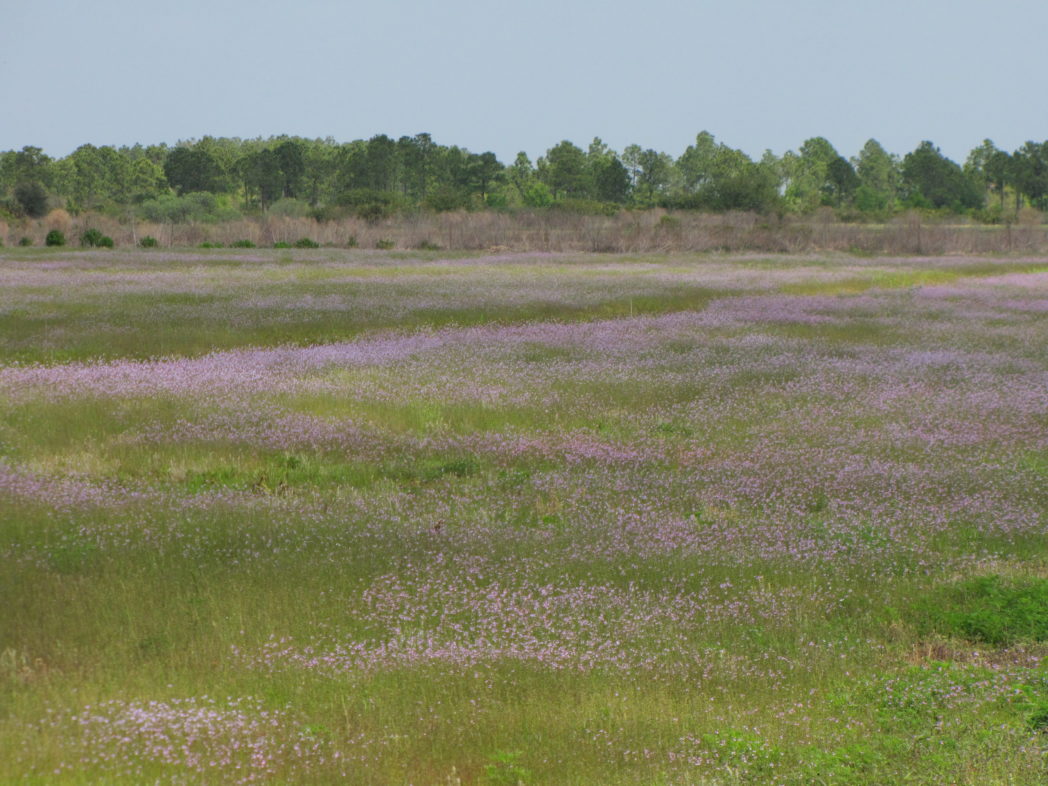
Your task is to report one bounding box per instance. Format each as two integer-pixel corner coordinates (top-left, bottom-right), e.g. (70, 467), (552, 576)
(2, 248), (1048, 784)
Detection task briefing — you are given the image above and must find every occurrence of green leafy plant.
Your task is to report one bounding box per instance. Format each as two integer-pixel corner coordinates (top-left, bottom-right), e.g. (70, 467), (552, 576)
(293, 237), (320, 249)
(80, 228), (113, 248)
(45, 230), (65, 247)
(376, 239), (395, 250)
(912, 575), (1048, 645)
(139, 235), (158, 248)
(1027, 702), (1048, 732)
(18, 236), (32, 246)
(483, 750), (530, 785)
(230, 239), (256, 248)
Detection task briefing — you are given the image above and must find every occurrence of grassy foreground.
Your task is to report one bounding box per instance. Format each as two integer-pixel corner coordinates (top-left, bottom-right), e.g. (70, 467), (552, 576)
(1, 248), (1047, 784)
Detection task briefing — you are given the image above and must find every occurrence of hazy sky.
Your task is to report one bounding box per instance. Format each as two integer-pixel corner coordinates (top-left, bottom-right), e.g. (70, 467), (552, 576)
(3, 0), (1045, 164)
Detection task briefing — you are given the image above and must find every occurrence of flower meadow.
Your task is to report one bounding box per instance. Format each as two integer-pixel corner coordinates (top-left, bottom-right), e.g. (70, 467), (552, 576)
(2, 247), (1048, 784)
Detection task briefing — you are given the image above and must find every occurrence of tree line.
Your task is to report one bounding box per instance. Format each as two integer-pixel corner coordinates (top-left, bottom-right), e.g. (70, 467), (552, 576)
(3, 133), (1047, 224)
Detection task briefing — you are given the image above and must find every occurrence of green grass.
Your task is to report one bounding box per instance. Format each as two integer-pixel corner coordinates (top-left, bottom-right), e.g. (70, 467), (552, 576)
(3, 250), (1048, 783)
(912, 574), (1048, 645)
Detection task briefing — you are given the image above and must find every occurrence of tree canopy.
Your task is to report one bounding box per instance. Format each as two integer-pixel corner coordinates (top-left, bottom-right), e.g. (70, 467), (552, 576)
(2, 132), (1046, 222)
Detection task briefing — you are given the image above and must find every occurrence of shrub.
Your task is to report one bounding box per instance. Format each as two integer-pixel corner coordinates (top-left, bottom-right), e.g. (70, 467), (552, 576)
(346, 235), (358, 248)
(309, 204), (350, 222)
(199, 242), (224, 248)
(97, 235), (114, 248)
(522, 182), (554, 208)
(357, 203), (391, 224)
(273, 242), (291, 249)
(18, 236), (32, 246)
(416, 239), (442, 251)
(376, 239), (395, 250)
(336, 188), (400, 223)
(292, 237), (320, 249)
(230, 239), (256, 248)
(80, 228), (104, 247)
(486, 192), (509, 210)
(45, 229), (66, 247)
(424, 186), (470, 213)
(139, 236), (158, 248)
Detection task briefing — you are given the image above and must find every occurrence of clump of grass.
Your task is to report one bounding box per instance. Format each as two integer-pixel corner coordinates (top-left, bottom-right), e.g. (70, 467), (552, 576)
(912, 575), (1048, 645)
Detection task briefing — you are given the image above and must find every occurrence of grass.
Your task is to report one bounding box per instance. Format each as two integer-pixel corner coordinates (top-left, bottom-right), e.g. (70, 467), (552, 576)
(2, 248), (1048, 783)
(912, 575), (1048, 645)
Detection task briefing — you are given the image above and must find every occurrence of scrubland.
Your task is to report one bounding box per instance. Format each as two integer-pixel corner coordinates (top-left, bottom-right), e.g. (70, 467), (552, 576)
(1, 248), (1047, 784)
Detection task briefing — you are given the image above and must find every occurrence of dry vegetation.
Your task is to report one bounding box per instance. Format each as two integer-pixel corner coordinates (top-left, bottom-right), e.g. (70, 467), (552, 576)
(6, 208), (1048, 255)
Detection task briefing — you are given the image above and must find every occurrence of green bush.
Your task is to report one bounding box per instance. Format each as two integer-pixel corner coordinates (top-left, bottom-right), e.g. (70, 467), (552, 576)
(273, 241), (291, 249)
(309, 204), (350, 222)
(97, 235), (114, 248)
(336, 188), (401, 223)
(199, 242), (224, 249)
(423, 186), (470, 213)
(230, 239), (256, 248)
(486, 192), (509, 210)
(912, 575), (1048, 645)
(80, 228), (105, 247)
(376, 239), (395, 250)
(18, 236), (32, 246)
(346, 235), (358, 248)
(522, 181), (554, 208)
(292, 237), (320, 249)
(416, 240), (442, 251)
(137, 192), (242, 224)
(139, 235), (158, 248)
(45, 230), (66, 247)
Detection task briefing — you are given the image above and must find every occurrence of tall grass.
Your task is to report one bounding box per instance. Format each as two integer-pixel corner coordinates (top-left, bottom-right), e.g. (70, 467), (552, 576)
(6, 208), (1048, 254)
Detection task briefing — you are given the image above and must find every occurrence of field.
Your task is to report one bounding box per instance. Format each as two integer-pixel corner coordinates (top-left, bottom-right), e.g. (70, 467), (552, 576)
(2, 247), (1047, 784)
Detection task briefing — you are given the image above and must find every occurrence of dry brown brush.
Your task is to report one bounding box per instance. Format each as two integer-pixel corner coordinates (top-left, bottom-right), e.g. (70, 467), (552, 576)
(4, 209), (1048, 255)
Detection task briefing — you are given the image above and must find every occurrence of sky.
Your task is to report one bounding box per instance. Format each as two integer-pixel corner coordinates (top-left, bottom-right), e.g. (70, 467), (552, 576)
(2, 0), (1046, 165)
